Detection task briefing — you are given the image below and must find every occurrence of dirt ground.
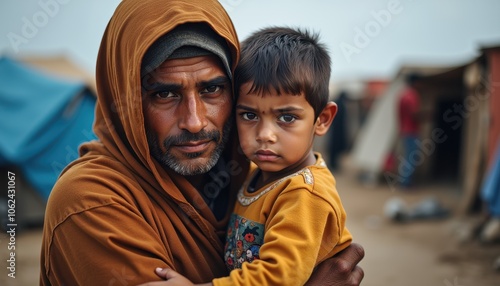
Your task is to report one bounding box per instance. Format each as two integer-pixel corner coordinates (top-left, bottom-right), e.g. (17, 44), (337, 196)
(1, 157), (500, 286)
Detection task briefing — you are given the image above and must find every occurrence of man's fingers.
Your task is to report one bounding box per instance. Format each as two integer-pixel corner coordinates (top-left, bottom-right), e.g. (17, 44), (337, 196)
(136, 268), (180, 286)
(351, 265), (365, 285)
(155, 267), (178, 280)
(337, 243), (365, 266)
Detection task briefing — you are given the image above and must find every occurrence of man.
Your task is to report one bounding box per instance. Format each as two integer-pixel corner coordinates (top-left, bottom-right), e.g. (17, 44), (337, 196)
(40, 0), (364, 285)
(397, 73), (421, 188)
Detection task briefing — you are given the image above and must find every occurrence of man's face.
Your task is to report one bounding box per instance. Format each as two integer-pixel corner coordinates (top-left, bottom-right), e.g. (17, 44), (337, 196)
(142, 55), (233, 176)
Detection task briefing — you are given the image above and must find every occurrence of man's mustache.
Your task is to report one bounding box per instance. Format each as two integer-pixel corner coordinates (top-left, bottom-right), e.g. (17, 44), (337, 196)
(163, 130), (221, 149)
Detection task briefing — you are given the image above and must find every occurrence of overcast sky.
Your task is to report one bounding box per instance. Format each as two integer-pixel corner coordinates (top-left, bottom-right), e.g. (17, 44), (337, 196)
(1, 0), (500, 82)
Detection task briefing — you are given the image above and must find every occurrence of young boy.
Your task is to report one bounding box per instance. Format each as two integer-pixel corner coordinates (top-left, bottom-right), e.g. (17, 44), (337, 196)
(154, 26), (352, 286)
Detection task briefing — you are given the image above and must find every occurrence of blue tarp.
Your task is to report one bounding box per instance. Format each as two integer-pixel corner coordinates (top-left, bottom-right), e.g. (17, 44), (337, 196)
(482, 140), (500, 217)
(0, 57), (96, 200)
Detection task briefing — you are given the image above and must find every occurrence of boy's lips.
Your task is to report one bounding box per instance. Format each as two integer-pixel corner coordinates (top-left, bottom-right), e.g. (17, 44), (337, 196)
(255, 150), (279, 161)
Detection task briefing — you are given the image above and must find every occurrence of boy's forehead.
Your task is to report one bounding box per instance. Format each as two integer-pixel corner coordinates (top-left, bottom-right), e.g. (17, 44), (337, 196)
(237, 85), (311, 109)
(239, 81), (305, 98)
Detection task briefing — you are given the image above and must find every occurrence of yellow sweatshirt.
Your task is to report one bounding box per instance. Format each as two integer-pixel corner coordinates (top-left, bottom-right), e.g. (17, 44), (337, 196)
(213, 154), (352, 286)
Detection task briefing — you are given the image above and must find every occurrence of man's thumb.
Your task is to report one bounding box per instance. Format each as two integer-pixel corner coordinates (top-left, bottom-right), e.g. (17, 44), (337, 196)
(155, 267), (178, 279)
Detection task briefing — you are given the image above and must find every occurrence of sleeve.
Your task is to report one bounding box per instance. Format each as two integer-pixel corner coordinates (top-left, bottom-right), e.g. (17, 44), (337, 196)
(42, 202), (171, 285)
(213, 188), (341, 286)
(409, 90), (420, 116)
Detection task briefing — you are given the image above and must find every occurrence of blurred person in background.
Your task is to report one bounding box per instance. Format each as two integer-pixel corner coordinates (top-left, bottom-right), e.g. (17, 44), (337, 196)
(397, 73), (422, 188)
(328, 90), (349, 171)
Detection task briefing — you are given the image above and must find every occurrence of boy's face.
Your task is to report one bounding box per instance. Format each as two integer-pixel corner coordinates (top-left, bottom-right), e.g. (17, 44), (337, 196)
(236, 82), (320, 174)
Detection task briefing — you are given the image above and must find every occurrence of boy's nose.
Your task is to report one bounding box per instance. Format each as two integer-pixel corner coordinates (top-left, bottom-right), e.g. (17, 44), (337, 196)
(256, 122), (277, 143)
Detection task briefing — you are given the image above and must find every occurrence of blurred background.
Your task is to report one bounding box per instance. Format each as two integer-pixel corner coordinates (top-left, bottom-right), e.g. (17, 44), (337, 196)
(1, 0), (500, 285)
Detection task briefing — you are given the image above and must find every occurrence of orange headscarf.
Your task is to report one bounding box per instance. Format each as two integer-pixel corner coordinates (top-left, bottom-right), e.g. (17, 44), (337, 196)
(85, 0), (244, 206)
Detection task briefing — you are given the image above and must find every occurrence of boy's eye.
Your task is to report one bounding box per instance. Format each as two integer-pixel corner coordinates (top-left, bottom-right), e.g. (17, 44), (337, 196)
(241, 112), (258, 121)
(278, 114), (296, 123)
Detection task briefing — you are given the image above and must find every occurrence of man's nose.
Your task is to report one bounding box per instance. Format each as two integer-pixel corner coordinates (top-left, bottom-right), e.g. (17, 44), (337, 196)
(178, 95), (208, 133)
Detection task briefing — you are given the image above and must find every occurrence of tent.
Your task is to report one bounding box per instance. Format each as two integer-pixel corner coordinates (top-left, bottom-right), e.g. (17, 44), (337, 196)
(0, 56), (96, 201)
(350, 65), (462, 186)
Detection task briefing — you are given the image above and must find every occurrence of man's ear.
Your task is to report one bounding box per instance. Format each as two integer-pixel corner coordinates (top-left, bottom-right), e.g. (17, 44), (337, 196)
(315, 101), (338, 136)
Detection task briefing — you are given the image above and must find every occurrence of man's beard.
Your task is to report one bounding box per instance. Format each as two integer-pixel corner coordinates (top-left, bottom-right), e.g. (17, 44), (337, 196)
(147, 119), (233, 176)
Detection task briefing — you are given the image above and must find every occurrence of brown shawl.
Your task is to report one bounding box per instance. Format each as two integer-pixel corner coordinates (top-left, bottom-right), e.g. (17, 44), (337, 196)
(40, 0), (248, 284)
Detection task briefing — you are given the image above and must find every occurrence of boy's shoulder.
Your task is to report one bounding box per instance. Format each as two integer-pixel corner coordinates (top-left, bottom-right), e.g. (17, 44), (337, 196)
(284, 152), (336, 193)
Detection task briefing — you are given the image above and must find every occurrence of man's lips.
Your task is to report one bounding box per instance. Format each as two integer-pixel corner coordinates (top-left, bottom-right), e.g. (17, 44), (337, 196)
(172, 140), (211, 153)
(255, 150), (279, 161)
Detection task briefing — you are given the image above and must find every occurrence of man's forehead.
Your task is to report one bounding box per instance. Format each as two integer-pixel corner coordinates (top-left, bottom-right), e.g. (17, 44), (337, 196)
(142, 55), (229, 90)
(154, 54), (224, 73)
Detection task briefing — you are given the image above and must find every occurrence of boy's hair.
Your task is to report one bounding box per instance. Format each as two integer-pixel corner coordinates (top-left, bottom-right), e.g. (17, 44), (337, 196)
(234, 26), (331, 118)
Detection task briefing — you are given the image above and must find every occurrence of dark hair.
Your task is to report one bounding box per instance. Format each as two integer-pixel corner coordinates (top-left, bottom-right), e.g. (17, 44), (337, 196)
(234, 26), (331, 118)
(406, 72), (421, 85)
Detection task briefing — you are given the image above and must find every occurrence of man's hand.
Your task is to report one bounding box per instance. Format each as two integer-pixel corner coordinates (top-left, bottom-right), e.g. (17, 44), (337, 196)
(139, 243), (364, 286)
(305, 243), (365, 286)
(137, 268), (211, 286)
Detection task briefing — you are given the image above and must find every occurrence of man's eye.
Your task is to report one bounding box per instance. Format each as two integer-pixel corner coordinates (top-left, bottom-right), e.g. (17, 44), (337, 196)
(278, 114), (296, 123)
(203, 85), (221, 93)
(153, 91), (176, 99)
(241, 112), (257, 121)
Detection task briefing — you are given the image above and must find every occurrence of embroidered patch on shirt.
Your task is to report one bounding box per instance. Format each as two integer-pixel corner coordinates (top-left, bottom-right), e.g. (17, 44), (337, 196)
(224, 213), (264, 270)
(238, 167), (316, 206)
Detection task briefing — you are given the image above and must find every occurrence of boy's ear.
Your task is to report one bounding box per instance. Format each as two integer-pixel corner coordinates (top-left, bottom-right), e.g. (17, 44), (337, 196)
(315, 101), (338, 136)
